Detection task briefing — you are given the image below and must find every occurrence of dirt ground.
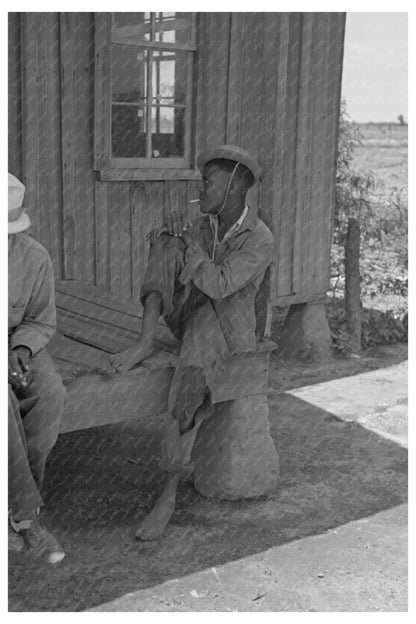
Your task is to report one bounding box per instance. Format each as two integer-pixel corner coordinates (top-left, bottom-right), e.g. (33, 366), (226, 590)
(8, 342), (408, 612)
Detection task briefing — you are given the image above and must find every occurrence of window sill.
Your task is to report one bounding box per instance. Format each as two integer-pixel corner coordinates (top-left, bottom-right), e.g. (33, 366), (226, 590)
(97, 168), (202, 182)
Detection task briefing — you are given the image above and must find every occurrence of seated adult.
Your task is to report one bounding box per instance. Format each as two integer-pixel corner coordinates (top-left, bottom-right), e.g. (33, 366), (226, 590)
(110, 146), (274, 540)
(8, 173), (67, 564)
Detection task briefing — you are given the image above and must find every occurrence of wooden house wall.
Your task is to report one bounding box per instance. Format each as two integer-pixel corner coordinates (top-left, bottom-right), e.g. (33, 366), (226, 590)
(8, 12), (345, 312)
(8, 14), (23, 181)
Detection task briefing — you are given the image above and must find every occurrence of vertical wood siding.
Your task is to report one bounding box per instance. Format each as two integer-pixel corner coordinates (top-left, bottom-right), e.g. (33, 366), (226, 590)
(8, 13), (23, 179)
(92, 178), (199, 305)
(21, 13), (63, 276)
(10, 12), (345, 310)
(60, 13), (96, 285)
(195, 13), (231, 153)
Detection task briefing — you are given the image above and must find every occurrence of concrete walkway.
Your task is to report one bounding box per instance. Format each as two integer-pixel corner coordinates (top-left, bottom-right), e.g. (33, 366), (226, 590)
(89, 504), (407, 612)
(88, 362), (408, 612)
(286, 361), (408, 448)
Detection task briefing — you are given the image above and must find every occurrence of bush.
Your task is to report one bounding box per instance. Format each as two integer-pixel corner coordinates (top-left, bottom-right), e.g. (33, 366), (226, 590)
(330, 100), (408, 350)
(327, 298), (407, 355)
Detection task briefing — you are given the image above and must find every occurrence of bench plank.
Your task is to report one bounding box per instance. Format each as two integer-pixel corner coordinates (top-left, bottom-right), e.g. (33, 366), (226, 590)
(58, 366), (173, 433)
(51, 333), (276, 434)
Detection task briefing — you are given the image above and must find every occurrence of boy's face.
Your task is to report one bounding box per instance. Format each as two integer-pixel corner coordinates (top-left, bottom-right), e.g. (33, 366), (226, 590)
(198, 163), (235, 215)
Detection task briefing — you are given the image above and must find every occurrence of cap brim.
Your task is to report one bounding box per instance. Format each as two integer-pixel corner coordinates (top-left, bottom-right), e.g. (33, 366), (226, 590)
(8, 212), (31, 234)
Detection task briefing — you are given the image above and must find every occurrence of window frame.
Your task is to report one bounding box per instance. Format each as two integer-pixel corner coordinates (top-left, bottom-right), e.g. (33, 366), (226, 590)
(94, 12), (199, 181)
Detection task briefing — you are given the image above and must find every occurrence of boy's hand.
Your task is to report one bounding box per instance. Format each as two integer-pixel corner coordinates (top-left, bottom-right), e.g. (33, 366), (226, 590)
(146, 226), (169, 245)
(165, 209), (190, 237)
(146, 209), (190, 245)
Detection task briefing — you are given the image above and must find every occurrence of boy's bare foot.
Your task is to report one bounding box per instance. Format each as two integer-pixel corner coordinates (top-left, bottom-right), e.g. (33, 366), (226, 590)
(135, 474), (180, 541)
(110, 341), (154, 372)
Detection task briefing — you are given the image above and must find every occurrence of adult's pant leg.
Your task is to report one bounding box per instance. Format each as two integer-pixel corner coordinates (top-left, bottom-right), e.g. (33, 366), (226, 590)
(18, 348), (67, 492)
(8, 385), (44, 520)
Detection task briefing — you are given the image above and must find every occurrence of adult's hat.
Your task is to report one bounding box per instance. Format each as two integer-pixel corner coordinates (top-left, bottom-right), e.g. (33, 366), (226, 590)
(197, 145), (262, 183)
(8, 173), (31, 234)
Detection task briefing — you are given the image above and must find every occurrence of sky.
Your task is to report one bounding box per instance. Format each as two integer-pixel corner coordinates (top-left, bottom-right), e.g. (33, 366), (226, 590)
(342, 12), (408, 123)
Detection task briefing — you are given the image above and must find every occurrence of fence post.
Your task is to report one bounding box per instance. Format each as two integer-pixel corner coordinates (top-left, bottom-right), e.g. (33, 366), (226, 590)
(345, 216), (361, 353)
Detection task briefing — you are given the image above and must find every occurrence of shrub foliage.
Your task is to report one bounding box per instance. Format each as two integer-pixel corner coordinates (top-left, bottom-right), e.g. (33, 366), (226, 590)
(330, 100), (408, 352)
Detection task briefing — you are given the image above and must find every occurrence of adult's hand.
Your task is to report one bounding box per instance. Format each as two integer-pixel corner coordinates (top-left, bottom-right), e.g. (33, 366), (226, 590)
(8, 346), (32, 389)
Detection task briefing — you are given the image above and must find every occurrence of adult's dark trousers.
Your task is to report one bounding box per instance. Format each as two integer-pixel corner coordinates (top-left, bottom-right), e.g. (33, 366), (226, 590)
(8, 348), (66, 521)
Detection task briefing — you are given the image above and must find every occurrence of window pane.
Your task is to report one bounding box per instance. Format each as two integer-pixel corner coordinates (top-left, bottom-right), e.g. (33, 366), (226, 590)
(112, 105), (147, 157)
(112, 47), (147, 104)
(113, 12), (193, 46)
(154, 13), (192, 45)
(152, 51), (187, 106)
(151, 107), (185, 158)
(111, 47), (148, 157)
(112, 13), (151, 44)
(152, 107), (174, 134)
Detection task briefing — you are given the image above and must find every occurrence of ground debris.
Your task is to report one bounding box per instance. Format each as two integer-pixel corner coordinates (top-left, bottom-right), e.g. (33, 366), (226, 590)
(252, 593), (267, 601)
(190, 589), (208, 598)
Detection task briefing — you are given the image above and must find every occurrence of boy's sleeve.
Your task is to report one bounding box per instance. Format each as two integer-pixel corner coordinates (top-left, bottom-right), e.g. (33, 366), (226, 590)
(179, 232), (274, 300)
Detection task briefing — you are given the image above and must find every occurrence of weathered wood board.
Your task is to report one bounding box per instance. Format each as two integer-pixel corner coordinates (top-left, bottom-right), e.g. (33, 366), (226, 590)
(49, 333), (275, 433)
(55, 279), (181, 353)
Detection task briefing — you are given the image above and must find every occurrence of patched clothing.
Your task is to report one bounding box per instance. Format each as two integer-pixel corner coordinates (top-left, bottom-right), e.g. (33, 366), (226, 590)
(179, 206), (274, 354)
(141, 206), (274, 356)
(140, 206), (274, 473)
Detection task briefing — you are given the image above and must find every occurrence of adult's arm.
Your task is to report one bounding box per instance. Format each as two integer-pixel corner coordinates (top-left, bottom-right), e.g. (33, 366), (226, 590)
(10, 253), (57, 355)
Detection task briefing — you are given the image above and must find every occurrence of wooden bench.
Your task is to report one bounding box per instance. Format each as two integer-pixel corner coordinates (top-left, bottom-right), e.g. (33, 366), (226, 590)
(49, 282), (280, 499)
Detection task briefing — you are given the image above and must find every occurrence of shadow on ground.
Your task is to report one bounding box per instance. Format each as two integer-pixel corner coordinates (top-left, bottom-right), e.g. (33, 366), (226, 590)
(8, 383), (408, 612)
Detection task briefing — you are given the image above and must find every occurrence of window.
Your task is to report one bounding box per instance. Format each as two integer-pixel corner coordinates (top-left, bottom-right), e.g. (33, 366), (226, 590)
(95, 12), (197, 179)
